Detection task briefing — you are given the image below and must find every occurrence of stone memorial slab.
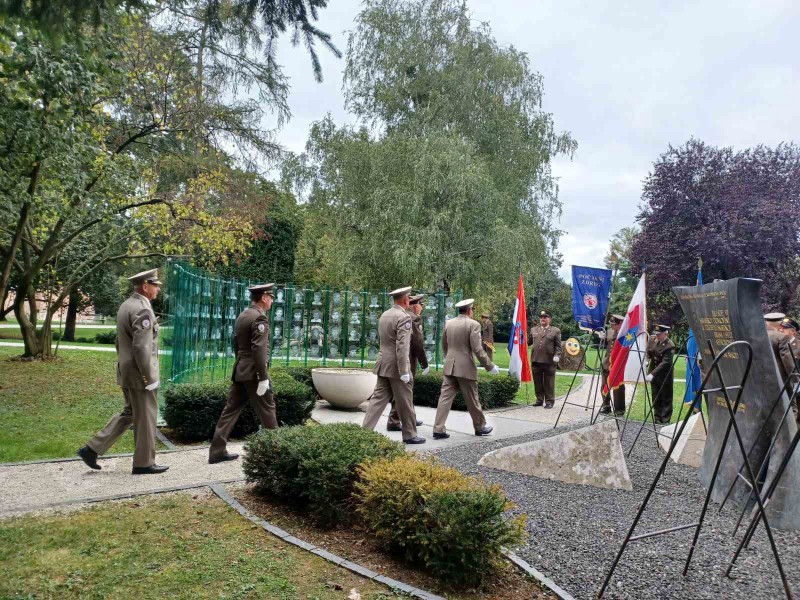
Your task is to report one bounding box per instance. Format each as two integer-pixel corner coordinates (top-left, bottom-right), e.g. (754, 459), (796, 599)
(658, 412), (706, 468)
(478, 419), (633, 491)
(673, 277), (800, 530)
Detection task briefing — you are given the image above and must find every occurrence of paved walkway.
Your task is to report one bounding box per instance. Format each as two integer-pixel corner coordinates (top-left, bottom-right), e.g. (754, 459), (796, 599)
(0, 379), (602, 516)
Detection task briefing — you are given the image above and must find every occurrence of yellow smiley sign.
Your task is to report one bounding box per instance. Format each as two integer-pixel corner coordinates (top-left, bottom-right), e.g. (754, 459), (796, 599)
(565, 337), (581, 357)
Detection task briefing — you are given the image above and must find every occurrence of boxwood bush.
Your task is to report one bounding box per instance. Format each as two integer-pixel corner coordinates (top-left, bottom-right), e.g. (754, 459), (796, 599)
(94, 331), (117, 344)
(163, 369), (315, 441)
(243, 423), (404, 527)
(356, 455), (526, 586)
(412, 372), (518, 410)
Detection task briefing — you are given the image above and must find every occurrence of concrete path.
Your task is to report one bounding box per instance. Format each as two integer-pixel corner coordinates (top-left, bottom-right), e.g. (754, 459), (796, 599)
(0, 378), (602, 516)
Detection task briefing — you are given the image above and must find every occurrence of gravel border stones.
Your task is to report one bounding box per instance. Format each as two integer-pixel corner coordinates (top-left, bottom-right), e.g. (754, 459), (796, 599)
(432, 420), (800, 600)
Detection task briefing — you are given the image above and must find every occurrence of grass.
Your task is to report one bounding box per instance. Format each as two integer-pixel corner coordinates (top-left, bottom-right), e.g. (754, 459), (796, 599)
(0, 347), (167, 462)
(0, 492), (404, 600)
(512, 376), (575, 405)
(0, 326), (117, 345)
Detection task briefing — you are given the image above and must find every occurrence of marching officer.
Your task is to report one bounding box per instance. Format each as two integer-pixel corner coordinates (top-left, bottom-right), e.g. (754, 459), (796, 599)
(386, 293), (427, 432)
(432, 299), (499, 438)
(363, 287), (425, 444)
(208, 283), (279, 464)
(765, 312), (798, 391)
(599, 314), (626, 415)
(529, 310), (562, 408)
(77, 269), (167, 475)
(480, 313), (495, 361)
(646, 324), (675, 425)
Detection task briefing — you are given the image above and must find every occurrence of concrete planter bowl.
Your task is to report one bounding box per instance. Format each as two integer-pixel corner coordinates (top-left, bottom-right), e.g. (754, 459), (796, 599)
(311, 368), (377, 410)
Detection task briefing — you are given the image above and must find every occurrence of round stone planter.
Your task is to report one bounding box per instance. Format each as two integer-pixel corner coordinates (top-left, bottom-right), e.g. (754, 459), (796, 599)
(311, 368), (377, 409)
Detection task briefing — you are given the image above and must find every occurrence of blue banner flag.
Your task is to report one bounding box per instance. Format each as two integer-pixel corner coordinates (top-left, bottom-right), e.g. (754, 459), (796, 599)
(684, 268), (704, 407)
(571, 266), (613, 331)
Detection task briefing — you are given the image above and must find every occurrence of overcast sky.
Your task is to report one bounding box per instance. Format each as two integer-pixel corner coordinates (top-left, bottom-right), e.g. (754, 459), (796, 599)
(264, 0), (800, 281)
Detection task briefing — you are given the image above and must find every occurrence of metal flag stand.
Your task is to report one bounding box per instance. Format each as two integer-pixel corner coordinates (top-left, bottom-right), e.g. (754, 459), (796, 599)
(597, 340), (793, 599)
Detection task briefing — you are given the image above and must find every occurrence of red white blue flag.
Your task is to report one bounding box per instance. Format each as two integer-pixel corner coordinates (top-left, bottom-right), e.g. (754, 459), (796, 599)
(508, 275), (533, 382)
(603, 274), (648, 394)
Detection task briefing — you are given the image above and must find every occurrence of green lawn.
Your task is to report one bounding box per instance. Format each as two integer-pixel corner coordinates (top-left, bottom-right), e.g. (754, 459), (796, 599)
(0, 347), (160, 462)
(0, 326), (117, 345)
(0, 492), (402, 600)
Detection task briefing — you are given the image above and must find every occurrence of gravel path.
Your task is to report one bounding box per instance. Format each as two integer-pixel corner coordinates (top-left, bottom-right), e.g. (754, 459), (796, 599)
(432, 420), (800, 600)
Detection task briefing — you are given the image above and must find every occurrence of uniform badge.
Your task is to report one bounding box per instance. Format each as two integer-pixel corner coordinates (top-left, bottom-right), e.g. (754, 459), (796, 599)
(404, 321), (411, 330)
(142, 319), (151, 329)
(257, 323), (266, 333)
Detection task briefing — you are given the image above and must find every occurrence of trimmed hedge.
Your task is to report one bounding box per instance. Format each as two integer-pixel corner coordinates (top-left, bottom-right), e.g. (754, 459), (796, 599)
(413, 372), (519, 410)
(243, 423), (404, 527)
(162, 369), (315, 441)
(356, 455), (526, 586)
(94, 331), (117, 344)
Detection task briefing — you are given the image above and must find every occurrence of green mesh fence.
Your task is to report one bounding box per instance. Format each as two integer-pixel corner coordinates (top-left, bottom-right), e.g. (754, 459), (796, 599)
(161, 261), (462, 384)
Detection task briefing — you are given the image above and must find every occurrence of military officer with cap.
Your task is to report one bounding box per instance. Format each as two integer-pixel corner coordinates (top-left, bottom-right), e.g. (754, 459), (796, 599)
(386, 293), (427, 432)
(599, 314), (626, 415)
(765, 312), (797, 390)
(432, 299), (500, 439)
(77, 268), (168, 474)
(646, 324), (675, 425)
(480, 313), (495, 361)
(208, 283), (279, 464)
(779, 317), (800, 423)
(363, 287), (425, 444)
(528, 309), (563, 408)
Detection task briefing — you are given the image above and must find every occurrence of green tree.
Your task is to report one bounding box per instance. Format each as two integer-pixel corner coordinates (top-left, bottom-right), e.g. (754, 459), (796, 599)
(603, 226), (639, 317)
(290, 0), (575, 296)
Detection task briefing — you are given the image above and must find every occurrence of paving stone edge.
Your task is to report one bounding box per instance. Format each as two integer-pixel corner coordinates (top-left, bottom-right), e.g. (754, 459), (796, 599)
(208, 483), (445, 600)
(502, 549), (577, 600)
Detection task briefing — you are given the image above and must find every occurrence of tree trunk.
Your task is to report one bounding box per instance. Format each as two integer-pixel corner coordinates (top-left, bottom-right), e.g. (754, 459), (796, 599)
(13, 290), (41, 358)
(0, 287), (10, 321)
(63, 290), (80, 341)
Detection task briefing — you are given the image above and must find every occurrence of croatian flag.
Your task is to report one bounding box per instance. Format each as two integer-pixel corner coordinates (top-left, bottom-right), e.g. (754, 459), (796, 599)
(508, 275), (533, 382)
(603, 274), (648, 395)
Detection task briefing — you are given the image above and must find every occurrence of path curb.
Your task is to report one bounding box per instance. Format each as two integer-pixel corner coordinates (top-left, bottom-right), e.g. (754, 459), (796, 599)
(503, 549), (577, 600)
(209, 484), (445, 600)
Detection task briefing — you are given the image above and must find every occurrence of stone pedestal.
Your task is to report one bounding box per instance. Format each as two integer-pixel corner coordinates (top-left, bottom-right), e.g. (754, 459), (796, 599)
(657, 412), (707, 468)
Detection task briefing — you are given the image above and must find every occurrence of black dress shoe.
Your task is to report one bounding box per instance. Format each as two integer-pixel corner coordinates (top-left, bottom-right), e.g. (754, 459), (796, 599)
(599, 405), (611, 414)
(544, 403), (554, 409)
(531, 402), (544, 407)
(209, 453), (239, 464)
(433, 432), (450, 440)
(475, 426), (494, 436)
(403, 437), (426, 444)
(132, 464), (170, 475)
(386, 424), (401, 432)
(77, 446), (101, 470)
(614, 410), (626, 417)
(416, 419), (423, 426)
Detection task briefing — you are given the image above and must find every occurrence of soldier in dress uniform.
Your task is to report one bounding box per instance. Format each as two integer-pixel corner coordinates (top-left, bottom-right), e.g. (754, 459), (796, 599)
(765, 313), (798, 391)
(77, 269), (168, 475)
(480, 313), (495, 361)
(432, 299), (500, 439)
(386, 293), (426, 432)
(208, 283), (279, 464)
(779, 317), (800, 423)
(362, 287), (425, 444)
(528, 310), (562, 408)
(599, 314), (626, 415)
(646, 324), (675, 425)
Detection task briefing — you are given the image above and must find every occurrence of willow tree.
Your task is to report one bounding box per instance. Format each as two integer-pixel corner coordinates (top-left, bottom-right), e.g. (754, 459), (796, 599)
(291, 0), (576, 296)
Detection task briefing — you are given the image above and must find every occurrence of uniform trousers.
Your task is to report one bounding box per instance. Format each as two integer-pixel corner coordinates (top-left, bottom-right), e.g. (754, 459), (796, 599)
(363, 376), (418, 440)
(209, 380), (277, 459)
(433, 375), (486, 433)
(483, 345), (494, 361)
(651, 377), (674, 423)
(601, 368), (626, 413)
(87, 387), (158, 468)
(532, 362), (557, 405)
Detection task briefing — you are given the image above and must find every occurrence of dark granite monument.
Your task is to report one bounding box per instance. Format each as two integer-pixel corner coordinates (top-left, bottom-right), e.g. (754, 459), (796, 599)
(673, 278), (800, 530)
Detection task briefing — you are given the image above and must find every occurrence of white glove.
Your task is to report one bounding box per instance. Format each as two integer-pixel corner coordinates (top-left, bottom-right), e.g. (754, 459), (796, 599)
(596, 330), (607, 340)
(489, 366), (500, 375)
(145, 381), (160, 391)
(646, 374), (653, 382)
(257, 379), (270, 396)
(421, 367), (430, 376)
(400, 373), (411, 384)
(553, 356), (560, 364)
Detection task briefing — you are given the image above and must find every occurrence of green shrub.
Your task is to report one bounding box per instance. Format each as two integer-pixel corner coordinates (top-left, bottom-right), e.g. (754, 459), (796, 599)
(356, 455), (526, 586)
(283, 366), (318, 396)
(94, 331), (117, 344)
(413, 372), (518, 410)
(162, 370), (315, 441)
(243, 423), (404, 527)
